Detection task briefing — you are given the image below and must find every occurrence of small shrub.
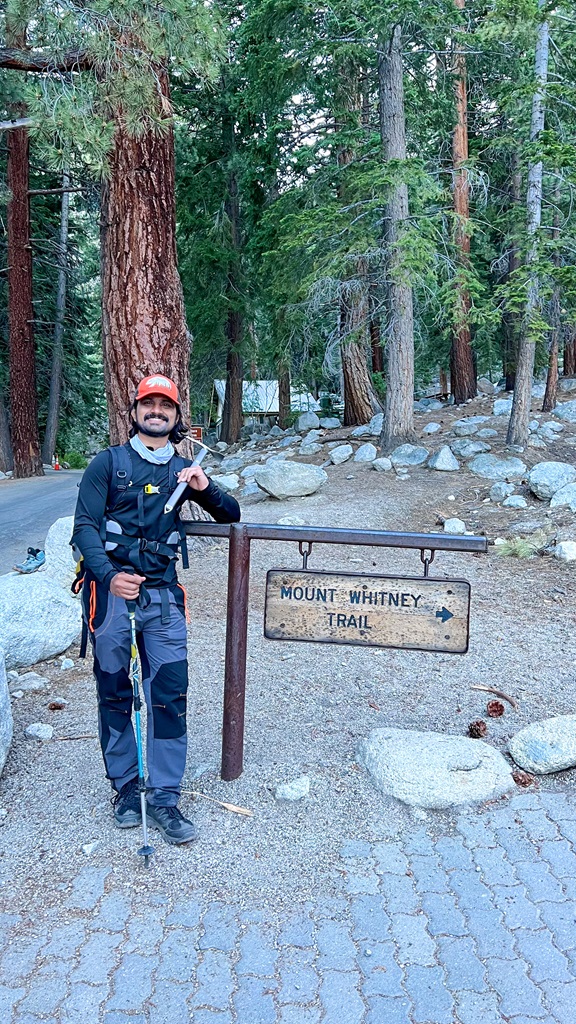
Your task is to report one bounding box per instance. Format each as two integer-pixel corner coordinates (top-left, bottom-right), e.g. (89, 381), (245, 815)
(63, 450), (88, 469)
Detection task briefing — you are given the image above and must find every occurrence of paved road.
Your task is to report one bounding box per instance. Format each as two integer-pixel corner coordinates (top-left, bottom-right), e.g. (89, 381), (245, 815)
(1, 790), (575, 1023)
(0, 471), (82, 575)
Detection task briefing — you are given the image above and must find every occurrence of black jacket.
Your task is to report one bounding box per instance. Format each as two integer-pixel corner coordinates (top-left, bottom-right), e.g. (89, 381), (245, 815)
(73, 445), (240, 589)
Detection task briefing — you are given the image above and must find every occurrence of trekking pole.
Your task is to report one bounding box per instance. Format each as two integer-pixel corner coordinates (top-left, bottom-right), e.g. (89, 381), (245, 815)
(126, 601), (155, 868)
(163, 441), (223, 514)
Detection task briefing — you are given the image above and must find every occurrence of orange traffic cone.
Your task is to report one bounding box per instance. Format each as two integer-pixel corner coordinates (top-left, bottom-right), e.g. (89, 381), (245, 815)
(54, 454), (60, 470)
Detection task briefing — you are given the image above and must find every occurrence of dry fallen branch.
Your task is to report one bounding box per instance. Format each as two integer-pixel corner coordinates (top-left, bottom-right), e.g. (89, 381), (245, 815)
(470, 685), (519, 710)
(54, 734), (97, 741)
(182, 789), (253, 817)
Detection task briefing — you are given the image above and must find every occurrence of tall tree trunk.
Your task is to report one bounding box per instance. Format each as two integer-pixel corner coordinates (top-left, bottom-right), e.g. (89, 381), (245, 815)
(378, 25), (416, 450)
(5, 18), (43, 478)
(0, 391), (13, 472)
(502, 153), (522, 390)
(42, 169), (70, 465)
(507, 7), (550, 446)
(220, 328), (243, 443)
(542, 190), (561, 413)
(564, 331), (576, 376)
(369, 289), (383, 374)
(450, 0), (476, 404)
(278, 361), (291, 429)
(340, 275), (381, 426)
(101, 72), (191, 445)
(335, 70), (381, 426)
(220, 103), (244, 445)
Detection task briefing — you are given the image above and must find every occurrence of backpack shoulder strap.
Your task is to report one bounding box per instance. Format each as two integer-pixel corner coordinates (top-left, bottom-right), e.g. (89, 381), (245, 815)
(107, 443), (132, 510)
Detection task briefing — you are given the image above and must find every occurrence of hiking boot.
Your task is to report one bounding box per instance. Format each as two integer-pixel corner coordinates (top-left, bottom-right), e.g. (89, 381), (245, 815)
(13, 548), (46, 574)
(146, 804), (198, 845)
(112, 778), (142, 828)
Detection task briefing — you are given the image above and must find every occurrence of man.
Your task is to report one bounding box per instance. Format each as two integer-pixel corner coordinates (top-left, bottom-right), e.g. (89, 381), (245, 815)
(73, 374), (240, 844)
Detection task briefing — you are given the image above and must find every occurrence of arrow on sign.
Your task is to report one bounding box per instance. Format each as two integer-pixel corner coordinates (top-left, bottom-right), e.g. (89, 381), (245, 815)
(436, 607), (454, 623)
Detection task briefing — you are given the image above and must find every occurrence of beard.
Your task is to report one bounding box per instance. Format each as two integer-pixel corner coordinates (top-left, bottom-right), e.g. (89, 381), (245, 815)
(137, 413), (173, 438)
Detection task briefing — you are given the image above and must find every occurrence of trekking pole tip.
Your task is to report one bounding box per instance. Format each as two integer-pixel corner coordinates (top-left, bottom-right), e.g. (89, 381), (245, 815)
(138, 844), (155, 867)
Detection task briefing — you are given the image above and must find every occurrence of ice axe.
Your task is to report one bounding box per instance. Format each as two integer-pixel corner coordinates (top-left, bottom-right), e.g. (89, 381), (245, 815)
(163, 440), (224, 514)
(126, 600), (155, 868)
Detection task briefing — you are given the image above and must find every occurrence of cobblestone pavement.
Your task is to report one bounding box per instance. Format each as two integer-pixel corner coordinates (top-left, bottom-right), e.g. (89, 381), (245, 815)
(1, 789), (575, 1023)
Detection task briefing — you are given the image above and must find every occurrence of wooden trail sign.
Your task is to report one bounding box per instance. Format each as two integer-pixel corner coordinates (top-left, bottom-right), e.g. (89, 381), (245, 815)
(265, 569), (471, 654)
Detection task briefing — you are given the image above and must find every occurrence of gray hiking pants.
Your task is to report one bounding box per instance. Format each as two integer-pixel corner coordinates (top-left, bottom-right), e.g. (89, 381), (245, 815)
(84, 579), (189, 806)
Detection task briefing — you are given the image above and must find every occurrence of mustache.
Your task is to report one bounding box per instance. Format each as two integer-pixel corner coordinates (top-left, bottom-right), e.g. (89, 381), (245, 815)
(144, 413), (169, 422)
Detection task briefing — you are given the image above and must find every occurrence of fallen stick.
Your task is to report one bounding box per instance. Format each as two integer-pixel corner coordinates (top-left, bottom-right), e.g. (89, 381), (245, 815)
(470, 685), (519, 710)
(54, 734), (97, 741)
(182, 789), (253, 817)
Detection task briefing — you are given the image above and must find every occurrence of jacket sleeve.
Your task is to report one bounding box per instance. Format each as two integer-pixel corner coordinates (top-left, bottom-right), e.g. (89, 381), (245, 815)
(186, 478), (241, 524)
(72, 450), (119, 589)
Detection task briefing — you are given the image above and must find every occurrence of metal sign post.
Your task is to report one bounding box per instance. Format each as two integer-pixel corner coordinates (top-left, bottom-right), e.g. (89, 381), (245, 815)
(184, 522), (487, 780)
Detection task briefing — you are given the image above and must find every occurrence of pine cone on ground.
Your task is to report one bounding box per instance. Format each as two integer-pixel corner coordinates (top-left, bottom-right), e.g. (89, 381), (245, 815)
(468, 719), (487, 738)
(512, 770), (536, 788)
(487, 700), (505, 718)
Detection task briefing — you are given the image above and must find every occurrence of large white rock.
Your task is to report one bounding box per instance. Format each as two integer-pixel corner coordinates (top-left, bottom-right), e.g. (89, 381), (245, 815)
(319, 417), (341, 429)
(444, 518), (466, 535)
(0, 575), (81, 670)
(43, 515), (77, 590)
(477, 377), (496, 395)
(372, 458), (393, 472)
(354, 443), (378, 463)
(503, 495), (528, 509)
(554, 400), (576, 423)
(558, 378), (576, 393)
(469, 454), (527, 481)
(550, 483), (576, 511)
(428, 446), (460, 472)
(509, 715), (576, 774)
(390, 444), (429, 467)
(0, 645), (13, 778)
(528, 462), (576, 500)
(450, 439), (491, 458)
(367, 412), (384, 435)
(210, 473), (240, 492)
(357, 728), (515, 809)
(422, 422), (441, 435)
(493, 399), (513, 417)
(555, 541), (576, 562)
(350, 424), (372, 438)
(253, 462), (327, 500)
(490, 482), (515, 502)
(295, 411), (320, 432)
(330, 444), (354, 465)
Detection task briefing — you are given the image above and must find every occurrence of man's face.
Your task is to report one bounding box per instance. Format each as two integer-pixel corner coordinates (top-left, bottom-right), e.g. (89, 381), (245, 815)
(135, 395), (178, 438)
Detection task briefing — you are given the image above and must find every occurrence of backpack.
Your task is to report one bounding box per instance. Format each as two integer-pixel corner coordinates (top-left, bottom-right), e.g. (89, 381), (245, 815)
(71, 444), (190, 653)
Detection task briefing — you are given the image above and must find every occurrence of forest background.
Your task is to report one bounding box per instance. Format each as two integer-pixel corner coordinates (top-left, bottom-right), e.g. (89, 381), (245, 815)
(1, 0), (576, 477)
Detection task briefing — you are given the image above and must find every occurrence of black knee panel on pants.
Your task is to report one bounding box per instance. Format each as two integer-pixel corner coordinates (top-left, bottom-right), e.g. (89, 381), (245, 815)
(151, 661), (188, 739)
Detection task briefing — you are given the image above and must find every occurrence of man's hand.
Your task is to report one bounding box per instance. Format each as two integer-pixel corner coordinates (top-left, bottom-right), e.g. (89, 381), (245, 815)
(177, 465), (210, 491)
(110, 572), (146, 600)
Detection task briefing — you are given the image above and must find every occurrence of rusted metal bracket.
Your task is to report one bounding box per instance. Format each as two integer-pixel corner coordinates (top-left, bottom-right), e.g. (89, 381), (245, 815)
(420, 548), (436, 577)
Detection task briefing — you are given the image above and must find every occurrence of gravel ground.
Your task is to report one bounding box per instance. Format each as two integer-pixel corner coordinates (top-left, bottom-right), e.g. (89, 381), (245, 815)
(1, 410), (575, 918)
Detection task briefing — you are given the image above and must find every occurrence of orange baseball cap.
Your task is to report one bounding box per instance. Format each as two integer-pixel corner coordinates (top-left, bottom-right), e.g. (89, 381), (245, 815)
(134, 374), (181, 406)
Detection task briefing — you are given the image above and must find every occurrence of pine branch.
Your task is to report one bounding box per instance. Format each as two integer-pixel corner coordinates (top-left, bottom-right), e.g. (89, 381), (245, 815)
(0, 47), (91, 73)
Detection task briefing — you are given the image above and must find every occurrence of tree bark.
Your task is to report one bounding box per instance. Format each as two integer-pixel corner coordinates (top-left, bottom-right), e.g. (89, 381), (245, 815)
(450, 0), (476, 405)
(564, 332), (576, 376)
(42, 169), (70, 465)
(542, 190), (561, 413)
(502, 153), (522, 390)
(0, 392), (13, 472)
(101, 72), (191, 445)
(378, 25), (416, 450)
(220, 103), (244, 444)
(507, 7), (550, 445)
(7, 119), (44, 478)
(278, 361), (291, 429)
